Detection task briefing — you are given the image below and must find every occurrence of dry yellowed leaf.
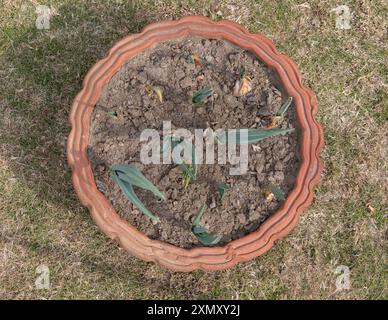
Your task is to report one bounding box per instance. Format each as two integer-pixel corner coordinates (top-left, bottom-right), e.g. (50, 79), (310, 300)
(367, 203), (376, 214)
(192, 54), (202, 66)
(153, 86), (163, 103)
(264, 191), (275, 202)
(145, 85), (163, 103)
(233, 77), (252, 96)
(266, 116), (283, 128)
(239, 77), (252, 95)
(145, 84), (153, 94)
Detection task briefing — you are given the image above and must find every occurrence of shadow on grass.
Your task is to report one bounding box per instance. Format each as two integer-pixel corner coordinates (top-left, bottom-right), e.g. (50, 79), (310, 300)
(1, 2), (189, 286)
(4, 2), (153, 211)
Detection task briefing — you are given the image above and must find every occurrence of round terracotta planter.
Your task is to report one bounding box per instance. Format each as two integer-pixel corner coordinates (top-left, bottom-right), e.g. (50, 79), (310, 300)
(67, 16), (324, 272)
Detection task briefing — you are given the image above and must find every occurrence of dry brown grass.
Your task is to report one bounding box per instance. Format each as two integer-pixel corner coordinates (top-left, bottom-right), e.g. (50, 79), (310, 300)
(0, 0), (386, 299)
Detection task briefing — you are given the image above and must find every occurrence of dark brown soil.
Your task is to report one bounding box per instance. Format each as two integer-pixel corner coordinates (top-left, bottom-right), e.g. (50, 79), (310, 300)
(88, 36), (300, 248)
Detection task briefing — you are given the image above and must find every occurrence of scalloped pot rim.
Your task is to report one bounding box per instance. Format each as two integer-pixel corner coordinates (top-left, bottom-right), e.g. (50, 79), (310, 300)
(67, 16), (324, 272)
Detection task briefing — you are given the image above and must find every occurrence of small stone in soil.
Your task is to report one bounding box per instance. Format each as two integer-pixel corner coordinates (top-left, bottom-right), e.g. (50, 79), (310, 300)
(196, 107), (205, 114)
(180, 77), (192, 88)
(137, 72), (147, 83)
(236, 214), (246, 224)
(209, 197), (216, 209)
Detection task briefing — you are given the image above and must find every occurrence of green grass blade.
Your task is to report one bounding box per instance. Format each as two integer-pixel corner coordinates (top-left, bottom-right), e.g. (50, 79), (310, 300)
(110, 170), (160, 222)
(276, 97), (293, 117)
(111, 164), (165, 200)
(216, 128), (294, 144)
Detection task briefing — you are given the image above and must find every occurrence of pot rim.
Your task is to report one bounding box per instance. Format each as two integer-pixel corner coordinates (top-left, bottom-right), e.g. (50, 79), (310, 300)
(67, 16), (324, 272)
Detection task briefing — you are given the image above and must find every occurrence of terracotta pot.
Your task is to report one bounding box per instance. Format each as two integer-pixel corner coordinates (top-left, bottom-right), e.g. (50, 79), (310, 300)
(67, 16), (324, 272)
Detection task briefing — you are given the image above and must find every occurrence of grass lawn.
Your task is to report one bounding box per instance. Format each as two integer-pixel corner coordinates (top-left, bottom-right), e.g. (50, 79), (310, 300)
(0, 0), (386, 299)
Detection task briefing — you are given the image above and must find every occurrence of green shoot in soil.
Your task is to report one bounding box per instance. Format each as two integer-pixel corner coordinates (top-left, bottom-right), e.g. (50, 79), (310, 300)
(186, 53), (202, 66)
(276, 97), (293, 117)
(215, 128), (294, 144)
(239, 66), (247, 79)
(192, 87), (213, 106)
(271, 185), (286, 200)
(191, 204), (221, 245)
(181, 163), (196, 188)
(218, 182), (231, 201)
(107, 110), (118, 118)
(161, 135), (197, 187)
(110, 164), (165, 223)
(267, 97), (294, 128)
